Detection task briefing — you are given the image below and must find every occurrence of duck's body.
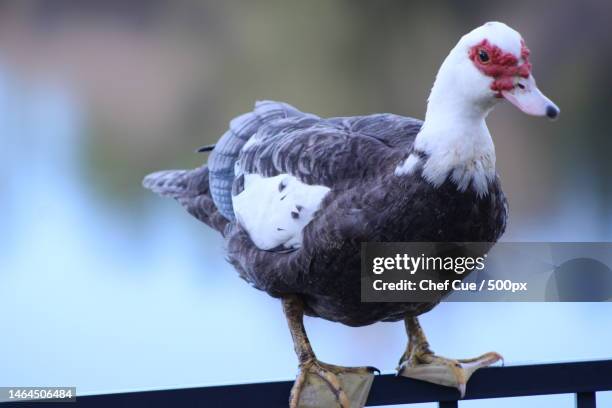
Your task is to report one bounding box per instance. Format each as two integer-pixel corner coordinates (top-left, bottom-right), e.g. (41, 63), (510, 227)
(207, 101), (508, 326)
(144, 22), (558, 407)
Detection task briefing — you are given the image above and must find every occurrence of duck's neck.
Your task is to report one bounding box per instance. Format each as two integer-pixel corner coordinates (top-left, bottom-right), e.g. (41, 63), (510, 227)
(395, 78), (497, 197)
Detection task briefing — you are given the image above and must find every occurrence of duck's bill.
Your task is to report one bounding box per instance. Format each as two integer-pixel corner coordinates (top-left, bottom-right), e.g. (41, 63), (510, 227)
(501, 75), (560, 120)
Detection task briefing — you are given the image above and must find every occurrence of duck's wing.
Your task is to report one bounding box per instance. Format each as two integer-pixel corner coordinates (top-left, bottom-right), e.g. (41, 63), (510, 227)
(231, 103), (422, 251)
(237, 111), (421, 189)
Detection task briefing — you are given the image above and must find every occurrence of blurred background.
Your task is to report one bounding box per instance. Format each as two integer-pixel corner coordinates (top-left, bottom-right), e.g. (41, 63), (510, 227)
(1, 1), (611, 407)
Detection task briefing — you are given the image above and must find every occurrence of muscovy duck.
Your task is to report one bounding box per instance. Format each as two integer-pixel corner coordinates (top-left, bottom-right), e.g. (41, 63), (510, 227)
(144, 21), (559, 407)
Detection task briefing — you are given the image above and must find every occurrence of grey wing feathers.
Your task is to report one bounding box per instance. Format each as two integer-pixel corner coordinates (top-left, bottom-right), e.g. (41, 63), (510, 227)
(238, 112), (422, 188)
(327, 114), (422, 149)
(208, 100), (317, 221)
(143, 101), (422, 238)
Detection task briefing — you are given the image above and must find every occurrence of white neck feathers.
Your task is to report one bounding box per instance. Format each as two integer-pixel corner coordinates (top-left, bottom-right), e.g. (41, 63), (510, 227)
(395, 43), (497, 197)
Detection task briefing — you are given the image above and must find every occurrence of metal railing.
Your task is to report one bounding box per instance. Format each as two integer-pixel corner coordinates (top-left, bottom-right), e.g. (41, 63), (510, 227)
(2, 360), (611, 407)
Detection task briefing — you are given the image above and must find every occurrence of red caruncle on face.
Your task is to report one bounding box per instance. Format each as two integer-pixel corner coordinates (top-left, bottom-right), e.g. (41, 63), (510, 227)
(468, 39), (532, 96)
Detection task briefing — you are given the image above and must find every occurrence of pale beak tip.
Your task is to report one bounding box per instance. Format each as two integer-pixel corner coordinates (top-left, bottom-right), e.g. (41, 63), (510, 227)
(546, 105), (560, 120)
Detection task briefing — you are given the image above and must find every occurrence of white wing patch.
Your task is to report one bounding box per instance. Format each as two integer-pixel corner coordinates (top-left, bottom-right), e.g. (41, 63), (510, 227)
(232, 173), (331, 250)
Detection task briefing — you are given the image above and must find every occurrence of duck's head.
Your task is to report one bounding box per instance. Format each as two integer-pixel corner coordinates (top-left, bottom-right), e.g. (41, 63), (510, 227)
(431, 21), (559, 120)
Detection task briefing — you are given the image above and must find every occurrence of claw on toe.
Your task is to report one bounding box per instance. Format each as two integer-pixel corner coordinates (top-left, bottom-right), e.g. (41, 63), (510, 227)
(398, 351), (503, 398)
(290, 360), (375, 408)
(366, 366), (381, 375)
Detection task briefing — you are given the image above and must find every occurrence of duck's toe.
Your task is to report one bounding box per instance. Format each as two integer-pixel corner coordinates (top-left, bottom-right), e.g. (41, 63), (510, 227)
(290, 359), (375, 408)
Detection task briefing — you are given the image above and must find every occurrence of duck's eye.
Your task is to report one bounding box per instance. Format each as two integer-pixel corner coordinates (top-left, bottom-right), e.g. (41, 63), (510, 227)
(478, 49), (490, 63)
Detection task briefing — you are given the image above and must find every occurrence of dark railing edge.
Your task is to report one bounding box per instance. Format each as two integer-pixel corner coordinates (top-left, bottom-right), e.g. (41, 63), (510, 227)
(1, 359), (611, 407)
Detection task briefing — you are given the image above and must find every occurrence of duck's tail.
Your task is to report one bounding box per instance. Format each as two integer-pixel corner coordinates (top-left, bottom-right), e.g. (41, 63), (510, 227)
(142, 166), (228, 234)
